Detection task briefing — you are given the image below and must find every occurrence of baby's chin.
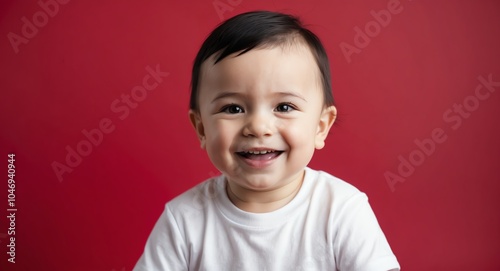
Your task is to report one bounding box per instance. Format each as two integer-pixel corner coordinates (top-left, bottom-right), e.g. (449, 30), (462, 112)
(226, 172), (299, 192)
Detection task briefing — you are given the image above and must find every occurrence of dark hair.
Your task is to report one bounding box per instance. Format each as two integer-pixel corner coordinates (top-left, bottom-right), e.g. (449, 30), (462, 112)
(190, 10), (334, 111)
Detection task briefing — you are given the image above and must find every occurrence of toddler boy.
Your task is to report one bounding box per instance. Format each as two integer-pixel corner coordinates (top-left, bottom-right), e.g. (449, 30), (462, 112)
(134, 10), (400, 270)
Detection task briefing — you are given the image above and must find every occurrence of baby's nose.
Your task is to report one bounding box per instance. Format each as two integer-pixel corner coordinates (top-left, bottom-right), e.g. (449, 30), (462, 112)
(242, 111), (274, 138)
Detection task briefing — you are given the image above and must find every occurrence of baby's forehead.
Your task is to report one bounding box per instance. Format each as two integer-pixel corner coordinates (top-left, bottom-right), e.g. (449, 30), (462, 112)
(204, 45), (319, 77)
(197, 45), (324, 103)
(201, 42), (319, 77)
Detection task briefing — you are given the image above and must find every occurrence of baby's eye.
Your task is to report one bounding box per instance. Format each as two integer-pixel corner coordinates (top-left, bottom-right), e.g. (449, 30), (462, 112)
(275, 103), (296, 112)
(221, 104), (244, 114)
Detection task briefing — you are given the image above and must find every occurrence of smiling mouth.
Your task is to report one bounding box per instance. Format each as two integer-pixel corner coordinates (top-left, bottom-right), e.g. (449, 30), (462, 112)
(236, 150), (284, 160)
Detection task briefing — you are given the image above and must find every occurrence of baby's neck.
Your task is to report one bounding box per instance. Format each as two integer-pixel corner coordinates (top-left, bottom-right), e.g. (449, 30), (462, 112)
(226, 171), (304, 213)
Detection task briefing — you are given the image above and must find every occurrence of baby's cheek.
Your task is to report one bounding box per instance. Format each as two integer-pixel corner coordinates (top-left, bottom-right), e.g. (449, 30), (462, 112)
(272, 118), (285, 134)
(207, 124), (237, 156)
(207, 134), (225, 154)
(280, 121), (315, 147)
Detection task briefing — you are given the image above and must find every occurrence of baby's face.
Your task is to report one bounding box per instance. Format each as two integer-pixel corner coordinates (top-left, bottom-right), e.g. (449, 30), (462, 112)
(190, 44), (336, 192)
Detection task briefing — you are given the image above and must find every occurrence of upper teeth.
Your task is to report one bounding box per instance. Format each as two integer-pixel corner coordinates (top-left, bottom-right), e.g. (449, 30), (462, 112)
(245, 150), (275, 154)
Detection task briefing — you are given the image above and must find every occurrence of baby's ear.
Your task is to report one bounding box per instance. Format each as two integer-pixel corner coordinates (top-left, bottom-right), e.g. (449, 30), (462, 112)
(189, 110), (206, 149)
(315, 106), (337, 149)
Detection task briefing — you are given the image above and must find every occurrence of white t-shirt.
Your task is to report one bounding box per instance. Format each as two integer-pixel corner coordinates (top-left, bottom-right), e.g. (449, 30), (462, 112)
(134, 167), (400, 271)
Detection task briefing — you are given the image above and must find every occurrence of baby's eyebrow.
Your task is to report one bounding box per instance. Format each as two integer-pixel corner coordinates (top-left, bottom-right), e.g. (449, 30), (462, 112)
(210, 91), (307, 103)
(211, 91), (243, 103)
(274, 91), (307, 102)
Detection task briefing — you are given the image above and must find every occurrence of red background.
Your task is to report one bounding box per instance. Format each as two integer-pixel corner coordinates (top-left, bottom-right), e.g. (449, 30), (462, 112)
(1, 0), (499, 270)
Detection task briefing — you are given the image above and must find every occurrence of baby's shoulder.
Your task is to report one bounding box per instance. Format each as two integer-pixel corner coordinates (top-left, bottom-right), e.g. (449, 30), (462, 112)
(303, 168), (372, 220)
(306, 167), (364, 200)
(163, 176), (224, 219)
(304, 168), (373, 227)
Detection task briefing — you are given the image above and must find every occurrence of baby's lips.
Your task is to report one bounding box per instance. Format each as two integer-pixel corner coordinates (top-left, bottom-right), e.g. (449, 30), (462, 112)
(236, 150), (284, 161)
(240, 149), (277, 154)
(236, 150), (284, 155)
(236, 145), (284, 152)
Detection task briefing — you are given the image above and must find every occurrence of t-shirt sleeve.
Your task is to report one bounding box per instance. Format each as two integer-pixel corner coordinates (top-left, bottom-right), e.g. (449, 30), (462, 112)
(334, 193), (400, 271)
(133, 205), (188, 271)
